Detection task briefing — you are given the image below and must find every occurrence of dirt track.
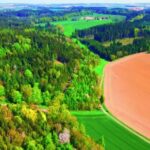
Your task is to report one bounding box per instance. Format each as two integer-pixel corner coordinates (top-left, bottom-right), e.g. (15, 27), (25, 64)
(104, 53), (150, 138)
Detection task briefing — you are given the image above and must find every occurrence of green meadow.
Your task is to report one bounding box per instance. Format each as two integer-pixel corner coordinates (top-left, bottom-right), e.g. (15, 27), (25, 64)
(52, 14), (125, 36)
(95, 59), (108, 76)
(72, 111), (150, 150)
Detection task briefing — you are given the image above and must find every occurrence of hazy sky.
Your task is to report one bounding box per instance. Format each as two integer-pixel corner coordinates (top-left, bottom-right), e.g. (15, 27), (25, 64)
(1, 0), (150, 4)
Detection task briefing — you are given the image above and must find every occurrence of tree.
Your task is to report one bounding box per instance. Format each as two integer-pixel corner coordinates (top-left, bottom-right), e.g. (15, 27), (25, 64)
(12, 43), (22, 53)
(116, 51), (123, 58)
(30, 83), (43, 104)
(134, 28), (140, 37)
(0, 47), (6, 58)
(11, 90), (22, 103)
(44, 133), (55, 150)
(0, 85), (5, 97)
(42, 91), (51, 105)
(26, 140), (37, 150)
(21, 84), (32, 101)
(25, 69), (33, 79)
(56, 25), (64, 34)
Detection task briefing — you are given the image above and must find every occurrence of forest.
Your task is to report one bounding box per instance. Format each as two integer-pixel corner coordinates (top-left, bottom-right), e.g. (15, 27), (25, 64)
(0, 6), (106, 149)
(74, 13), (150, 60)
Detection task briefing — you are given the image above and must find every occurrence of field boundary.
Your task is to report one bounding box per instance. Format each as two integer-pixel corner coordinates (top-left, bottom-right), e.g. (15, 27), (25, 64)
(102, 52), (150, 144)
(102, 66), (150, 144)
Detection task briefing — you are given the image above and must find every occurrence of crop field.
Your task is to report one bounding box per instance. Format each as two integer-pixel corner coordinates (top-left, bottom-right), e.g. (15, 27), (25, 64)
(104, 53), (150, 138)
(72, 111), (150, 150)
(52, 14), (125, 36)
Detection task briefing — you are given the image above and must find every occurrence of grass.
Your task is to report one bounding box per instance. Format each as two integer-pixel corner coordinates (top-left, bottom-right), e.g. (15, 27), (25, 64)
(94, 59), (108, 76)
(52, 14), (125, 36)
(72, 111), (150, 150)
(52, 20), (113, 36)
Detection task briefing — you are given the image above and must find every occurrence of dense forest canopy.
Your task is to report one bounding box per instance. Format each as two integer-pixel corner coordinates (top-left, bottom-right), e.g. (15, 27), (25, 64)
(0, 6), (107, 149)
(0, 103), (102, 149)
(0, 28), (101, 110)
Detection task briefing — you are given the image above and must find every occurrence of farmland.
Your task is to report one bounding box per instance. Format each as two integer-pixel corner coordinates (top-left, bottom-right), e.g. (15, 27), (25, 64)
(52, 14), (125, 36)
(104, 53), (150, 138)
(72, 111), (150, 150)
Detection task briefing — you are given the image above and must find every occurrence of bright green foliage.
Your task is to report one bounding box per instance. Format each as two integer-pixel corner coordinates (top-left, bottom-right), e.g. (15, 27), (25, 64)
(13, 43), (22, 52)
(94, 59), (108, 76)
(12, 35), (31, 54)
(11, 90), (22, 103)
(44, 133), (55, 150)
(0, 85), (5, 96)
(26, 140), (37, 150)
(30, 83), (43, 104)
(42, 90), (51, 105)
(0, 47), (7, 58)
(25, 69), (33, 78)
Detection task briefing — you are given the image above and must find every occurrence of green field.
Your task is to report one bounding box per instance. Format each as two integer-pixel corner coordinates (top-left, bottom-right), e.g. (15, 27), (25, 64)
(52, 14), (125, 36)
(95, 59), (108, 76)
(72, 111), (150, 150)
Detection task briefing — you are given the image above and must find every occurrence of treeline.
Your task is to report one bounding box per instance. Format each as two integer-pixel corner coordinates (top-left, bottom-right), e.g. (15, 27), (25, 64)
(75, 21), (149, 42)
(0, 8), (94, 29)
(74, 13), (150, 60)
(0, 103), (102, 149)
(77, 6), (147, 21)
(81, 38), (150, 60)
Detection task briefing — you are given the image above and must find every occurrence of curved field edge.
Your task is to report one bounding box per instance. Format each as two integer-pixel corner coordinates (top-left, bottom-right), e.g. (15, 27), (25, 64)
(72, 110), (150, 150)
(103, 53), (150, 140)
(102, 104), (150, 143)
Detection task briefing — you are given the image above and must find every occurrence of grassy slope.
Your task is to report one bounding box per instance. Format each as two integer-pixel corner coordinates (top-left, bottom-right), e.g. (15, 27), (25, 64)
(72, 111), (150, 150)
(53, 20), (112, 36)
(52, 14), (125, 36)
(94, 59), (108, 76)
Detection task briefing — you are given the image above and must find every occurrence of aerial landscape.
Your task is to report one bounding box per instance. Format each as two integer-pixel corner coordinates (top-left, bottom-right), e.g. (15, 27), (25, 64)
(0, 0), (150, 149)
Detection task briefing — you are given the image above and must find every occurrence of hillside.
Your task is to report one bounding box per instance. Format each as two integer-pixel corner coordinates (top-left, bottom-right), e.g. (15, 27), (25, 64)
(0, 4), (150, 150)
(0, 103), (102, 149)
(0, 8), (104, 149)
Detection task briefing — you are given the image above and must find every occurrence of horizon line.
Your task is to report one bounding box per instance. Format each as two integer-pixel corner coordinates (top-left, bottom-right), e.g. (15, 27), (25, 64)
(0, 2), (150, 4)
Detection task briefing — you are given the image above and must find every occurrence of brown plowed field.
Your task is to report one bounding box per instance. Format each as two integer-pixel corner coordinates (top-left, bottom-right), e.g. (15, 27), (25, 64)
(104, 53), (150, 138)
